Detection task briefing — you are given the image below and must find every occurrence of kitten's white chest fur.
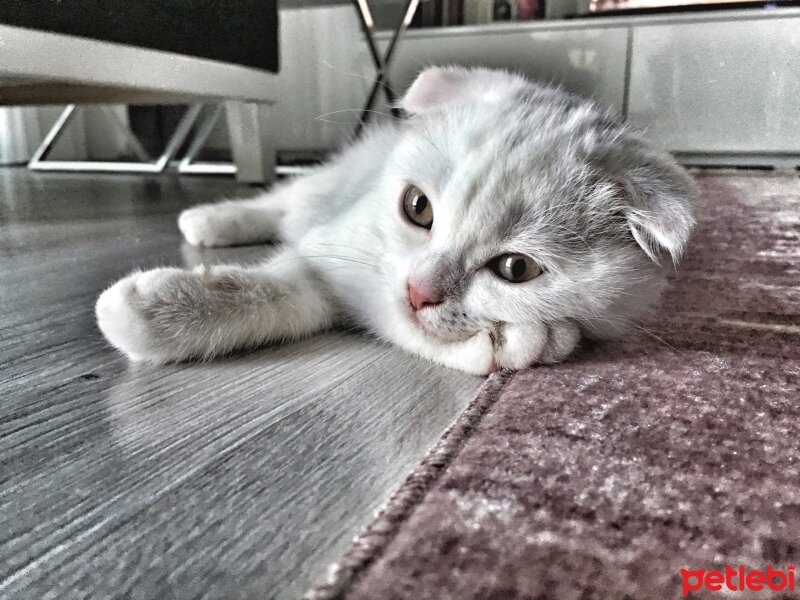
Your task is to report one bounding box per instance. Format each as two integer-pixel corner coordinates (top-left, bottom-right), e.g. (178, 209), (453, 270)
(97, 66), (695, 375)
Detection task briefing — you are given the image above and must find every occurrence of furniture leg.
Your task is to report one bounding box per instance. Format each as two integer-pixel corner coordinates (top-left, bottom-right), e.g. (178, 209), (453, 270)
(225, 101), (276, 185)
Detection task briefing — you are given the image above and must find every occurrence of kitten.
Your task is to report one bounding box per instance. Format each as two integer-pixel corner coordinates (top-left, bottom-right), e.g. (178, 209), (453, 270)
(96, 66), (695, 375)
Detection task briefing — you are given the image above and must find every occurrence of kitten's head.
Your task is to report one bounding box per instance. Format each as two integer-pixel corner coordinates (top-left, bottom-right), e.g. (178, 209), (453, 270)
(378, 66), (695, 350)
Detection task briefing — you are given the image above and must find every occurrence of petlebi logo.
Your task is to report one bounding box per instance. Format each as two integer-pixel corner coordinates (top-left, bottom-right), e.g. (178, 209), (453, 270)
(681, 565), (796, 597)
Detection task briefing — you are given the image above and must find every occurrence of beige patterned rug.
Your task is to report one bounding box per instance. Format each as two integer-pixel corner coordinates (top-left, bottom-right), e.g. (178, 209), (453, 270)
(309, 171), (800, 600)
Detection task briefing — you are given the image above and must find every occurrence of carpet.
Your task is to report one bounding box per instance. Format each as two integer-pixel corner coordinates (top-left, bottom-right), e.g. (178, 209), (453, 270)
(308, 171), (800, 600)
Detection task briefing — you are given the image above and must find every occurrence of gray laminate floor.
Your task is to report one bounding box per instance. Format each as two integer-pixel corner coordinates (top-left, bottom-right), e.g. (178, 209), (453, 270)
(0, 167), (482, 600)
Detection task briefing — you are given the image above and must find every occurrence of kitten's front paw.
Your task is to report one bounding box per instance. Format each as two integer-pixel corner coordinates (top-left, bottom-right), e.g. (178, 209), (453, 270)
(492, 321), (580, 371)
(95, 269), (187, 363)
(179, 205), (241, 247)
(540, 321), (581, 364)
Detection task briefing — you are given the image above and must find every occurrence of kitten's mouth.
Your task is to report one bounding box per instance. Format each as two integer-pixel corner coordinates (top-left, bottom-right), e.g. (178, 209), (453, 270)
(405, 304), (476, 343)
(406, 308), (427, 331)
(405, 304), (442, 338)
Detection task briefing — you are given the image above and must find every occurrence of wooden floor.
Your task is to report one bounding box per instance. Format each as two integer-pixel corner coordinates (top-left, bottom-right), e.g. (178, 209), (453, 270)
(0, 168), (482, 599)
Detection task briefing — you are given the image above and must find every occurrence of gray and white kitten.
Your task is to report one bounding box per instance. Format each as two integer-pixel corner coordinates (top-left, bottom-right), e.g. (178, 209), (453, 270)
(96, 67), (695, 375)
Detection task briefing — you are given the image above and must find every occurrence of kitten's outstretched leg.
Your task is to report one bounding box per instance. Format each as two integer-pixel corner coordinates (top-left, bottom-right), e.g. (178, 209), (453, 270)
(96, 249), (334, 363)
(178, 164), (339, 248)
(178, 198), (286, 247)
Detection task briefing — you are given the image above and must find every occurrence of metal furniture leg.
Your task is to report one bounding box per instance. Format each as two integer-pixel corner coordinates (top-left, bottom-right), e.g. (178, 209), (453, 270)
(178, 104), (237, 176)
(105, 106), (151, 162)
(351, 0), (420, 134)
(225, 101), (276, 184)
(176, 102), (313, 180)
(28, 104), (202, 173)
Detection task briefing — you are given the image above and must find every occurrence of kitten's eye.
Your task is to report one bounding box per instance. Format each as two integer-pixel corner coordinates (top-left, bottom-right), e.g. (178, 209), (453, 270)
(489, 254), (543, 283)
(401, 185), (433, 230)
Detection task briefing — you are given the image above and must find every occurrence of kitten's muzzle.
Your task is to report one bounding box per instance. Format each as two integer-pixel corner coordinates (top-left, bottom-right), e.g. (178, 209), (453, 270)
(407, 281), (443, 312)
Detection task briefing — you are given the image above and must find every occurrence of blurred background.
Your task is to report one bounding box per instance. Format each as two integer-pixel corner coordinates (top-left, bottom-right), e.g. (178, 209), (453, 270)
(1, 0), (798, 171)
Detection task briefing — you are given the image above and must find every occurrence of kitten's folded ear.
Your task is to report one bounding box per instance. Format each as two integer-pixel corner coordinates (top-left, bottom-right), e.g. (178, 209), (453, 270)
(598, 141), (697, 264)
(399, 66), (525, 115)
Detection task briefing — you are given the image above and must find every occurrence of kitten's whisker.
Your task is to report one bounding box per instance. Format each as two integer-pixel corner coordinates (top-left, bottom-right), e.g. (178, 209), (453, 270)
(312, 244), (383, 263)
(265, 253), (382, 272)
(300, 255), (381, 271)
(315, 109), (402, 123)
(331, 224), (385, 246)
(633, 324), (681, 353)
(535, 201), (586, 218)
(551, 229), (592, 251)
(415, 122), (448, 162)
(321, 61), (402, 99)
(315, 117), (373, 126)
(582, 313), (681, 354)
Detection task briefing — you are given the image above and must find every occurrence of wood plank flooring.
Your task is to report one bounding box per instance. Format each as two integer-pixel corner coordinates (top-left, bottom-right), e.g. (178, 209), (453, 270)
(0, 168), (482, 599)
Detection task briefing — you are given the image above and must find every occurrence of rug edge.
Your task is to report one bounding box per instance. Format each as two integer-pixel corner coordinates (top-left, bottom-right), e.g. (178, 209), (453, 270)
(304, 371), (514, 600)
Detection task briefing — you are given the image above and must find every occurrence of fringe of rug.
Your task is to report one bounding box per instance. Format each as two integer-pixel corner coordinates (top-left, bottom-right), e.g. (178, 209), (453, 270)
(305, 371), (513, 600)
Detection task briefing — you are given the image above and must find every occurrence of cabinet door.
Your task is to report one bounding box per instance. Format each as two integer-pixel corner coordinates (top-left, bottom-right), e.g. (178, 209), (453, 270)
(385, 25), (629, 114)
(627, 17), (800, 154)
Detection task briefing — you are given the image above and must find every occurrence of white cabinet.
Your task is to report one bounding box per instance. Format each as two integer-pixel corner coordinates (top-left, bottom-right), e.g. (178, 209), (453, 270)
(627, 16), (800, 158)
(383, 23), (629, 113)
(377, 8), (800, 166)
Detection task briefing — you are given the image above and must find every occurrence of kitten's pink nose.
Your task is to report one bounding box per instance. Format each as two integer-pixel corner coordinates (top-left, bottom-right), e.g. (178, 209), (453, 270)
(407, 282), (443, 311)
